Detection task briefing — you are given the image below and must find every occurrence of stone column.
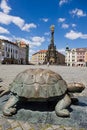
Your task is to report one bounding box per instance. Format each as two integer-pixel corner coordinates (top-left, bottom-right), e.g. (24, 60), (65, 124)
(50, 25), (55, 45)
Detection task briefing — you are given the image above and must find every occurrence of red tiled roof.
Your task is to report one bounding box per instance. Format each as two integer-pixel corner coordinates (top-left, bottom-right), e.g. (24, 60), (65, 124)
(76, 48), (87, 52)
(39, 50), (47, 53)
(32, 50), (47, 55)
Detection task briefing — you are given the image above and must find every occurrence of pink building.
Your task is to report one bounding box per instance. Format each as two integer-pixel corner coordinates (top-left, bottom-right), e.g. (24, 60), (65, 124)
(76, 48), (87, 66)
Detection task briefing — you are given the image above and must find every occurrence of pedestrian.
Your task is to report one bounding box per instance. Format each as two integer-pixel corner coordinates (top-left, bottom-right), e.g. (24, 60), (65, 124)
(47, 62), (49, 67)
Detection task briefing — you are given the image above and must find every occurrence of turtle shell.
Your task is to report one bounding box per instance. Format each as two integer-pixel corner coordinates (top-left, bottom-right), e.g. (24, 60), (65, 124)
(10, 68), (67, 99)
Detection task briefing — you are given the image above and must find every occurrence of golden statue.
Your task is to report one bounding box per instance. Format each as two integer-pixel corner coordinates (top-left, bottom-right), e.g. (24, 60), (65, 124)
(50, 25), (55, 32)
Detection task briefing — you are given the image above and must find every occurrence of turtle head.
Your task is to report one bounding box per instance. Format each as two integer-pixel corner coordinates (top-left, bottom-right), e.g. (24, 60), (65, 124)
(67, 82), (85, 93)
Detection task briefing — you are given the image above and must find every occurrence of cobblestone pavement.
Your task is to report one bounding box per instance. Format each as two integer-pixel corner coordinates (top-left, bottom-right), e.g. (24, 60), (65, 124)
(0, 117), (86, 130)
(0, 65), (87, 130)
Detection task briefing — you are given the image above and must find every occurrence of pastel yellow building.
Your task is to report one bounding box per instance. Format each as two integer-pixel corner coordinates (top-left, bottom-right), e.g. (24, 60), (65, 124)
(30, 50), (47, 64)
(85, 51), (87, 62)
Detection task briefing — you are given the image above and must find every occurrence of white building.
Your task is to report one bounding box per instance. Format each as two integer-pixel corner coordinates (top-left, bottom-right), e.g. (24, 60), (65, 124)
(0, 39), (19, 64)
(65, 46), (87, 67)
(0, 39), (29, 64)
(65, 47), (77, 66)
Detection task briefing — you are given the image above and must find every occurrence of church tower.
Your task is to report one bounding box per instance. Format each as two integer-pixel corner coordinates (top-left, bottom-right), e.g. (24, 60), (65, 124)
(45, 25), (58, 64)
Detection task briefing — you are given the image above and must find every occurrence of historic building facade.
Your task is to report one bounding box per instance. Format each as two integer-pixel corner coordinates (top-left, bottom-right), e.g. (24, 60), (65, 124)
(17, 41), (29, 64)
(85, 51), (87, 66)
(65, 46), (87, 66)
(65, 47), (77, 66)
(0, 39), (29, 64)
(30, 49), (65, 65)
(0, 39), (19, 64)
(30, 50), (47, 65)
(76, 48), (87, 66)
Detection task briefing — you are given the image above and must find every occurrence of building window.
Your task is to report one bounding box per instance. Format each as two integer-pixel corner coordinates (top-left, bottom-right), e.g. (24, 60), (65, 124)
(8, 48), (10, 52)
(7, 52), (9, 57)
(2, 52), (4, 56)
(0, 44), (1, 49)
(15, 50), (18, 54)
(6, 47), (7, 51)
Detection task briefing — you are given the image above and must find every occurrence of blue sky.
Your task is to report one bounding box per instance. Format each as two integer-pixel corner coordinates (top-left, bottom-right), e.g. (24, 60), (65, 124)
(0, 0), (87, 58)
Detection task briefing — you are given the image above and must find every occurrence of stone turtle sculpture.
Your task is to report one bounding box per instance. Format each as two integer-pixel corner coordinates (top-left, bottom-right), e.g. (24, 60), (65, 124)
(0, 68), (85, 117)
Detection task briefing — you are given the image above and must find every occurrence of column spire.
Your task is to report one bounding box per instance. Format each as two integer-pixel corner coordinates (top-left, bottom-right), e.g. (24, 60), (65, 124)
(50, 25), (55, 45)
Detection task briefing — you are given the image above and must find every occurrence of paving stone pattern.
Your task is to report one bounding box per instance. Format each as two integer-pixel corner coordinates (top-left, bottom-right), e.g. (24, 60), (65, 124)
(0, 117), (86, 130)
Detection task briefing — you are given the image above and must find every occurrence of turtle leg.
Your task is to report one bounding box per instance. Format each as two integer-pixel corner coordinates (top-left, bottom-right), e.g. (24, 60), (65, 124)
(3, 94), (19, 116)
(55, 94), (71, 117)
(69, 93), (79, 104)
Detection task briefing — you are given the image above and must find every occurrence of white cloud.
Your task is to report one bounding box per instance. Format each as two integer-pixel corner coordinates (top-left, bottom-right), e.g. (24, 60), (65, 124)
(0, 35), (12, 41)
(65, 30), (87, 40)
(58, 48), (65, 54)
(0, 0), (37, 32)
(0, 12), (25, 28)
(16, 36), (45, 47)
(41, 18), (49, 22)
(12, 16), (25, 29)
(71, 23), (76, 27)
(0, 12), (37, 31)
(0, 0), (11, 14)
(80, 34), (87, 39)
(29, 49), (36, 57)
(0, 26), (10, 34)
(70, 8), (86, 17)
(0, 12), (12, 24)
(62, 23), (69, 29)
(29, 49), (36, 54)
(30, 36), (45, 46)
(44, 32), (50, 36)
(22, 23), (37, 31)
(31, 36), (45, 43)
(59, 0), (69, 6)
(58, 18), (66, 22)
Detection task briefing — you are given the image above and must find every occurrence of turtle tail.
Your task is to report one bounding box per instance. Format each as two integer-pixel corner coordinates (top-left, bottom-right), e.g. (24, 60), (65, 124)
(67, 82), (85, 93)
